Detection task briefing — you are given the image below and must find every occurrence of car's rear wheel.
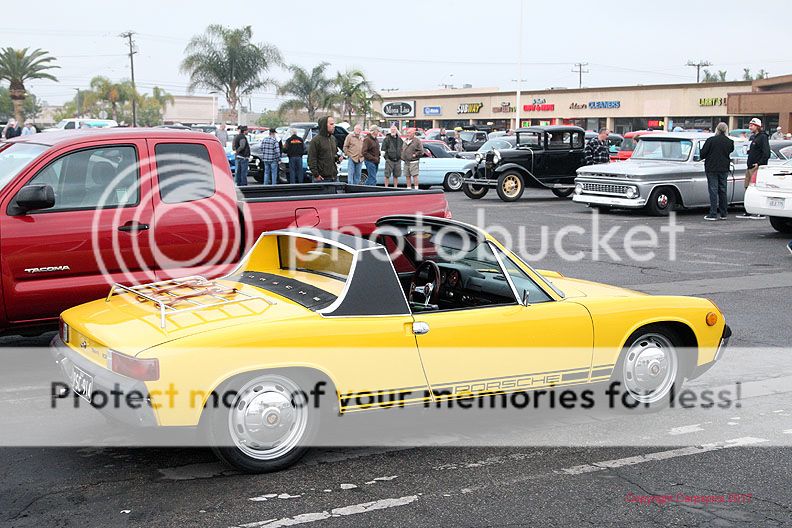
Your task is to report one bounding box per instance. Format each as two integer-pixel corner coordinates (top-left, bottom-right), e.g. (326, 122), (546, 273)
(769, 216), (792, 233)
(496, 172), (525, 202)
(551, 187), (574, 198)
(208, 372), (316, 473)
(645, 186), (677, 216)
(613, 326), (684, 411)
(443, 172), (464, 192)
(463, 182), (489, 199)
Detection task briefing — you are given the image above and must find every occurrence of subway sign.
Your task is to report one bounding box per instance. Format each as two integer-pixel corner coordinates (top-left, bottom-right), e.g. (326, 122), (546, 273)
(457, 102), (483, 114)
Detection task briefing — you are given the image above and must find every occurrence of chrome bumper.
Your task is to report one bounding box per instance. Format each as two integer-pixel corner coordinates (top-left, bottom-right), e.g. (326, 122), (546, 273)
(572, 194), (647, 208)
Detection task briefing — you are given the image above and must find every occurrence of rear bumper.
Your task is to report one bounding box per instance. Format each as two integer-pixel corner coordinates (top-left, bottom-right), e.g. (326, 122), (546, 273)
(49, 336), (158, 427)
(744, 186), (792, 216)
(689, 325), (732, 380)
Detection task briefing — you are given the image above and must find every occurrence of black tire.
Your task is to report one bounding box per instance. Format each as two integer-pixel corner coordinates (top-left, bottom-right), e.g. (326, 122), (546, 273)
(206, 372), (318, 473)
(251, 171), (263, 184)
(645, 186), (677, 216)
(769, 216), (792, 233)
(496, 172), (525, 202)
(590, 204), (611, 214)
(611, 325), (685, 412)
(551, 187), (575, 199)
(443, 172), (464, 192)
(463, 182), (489, 199)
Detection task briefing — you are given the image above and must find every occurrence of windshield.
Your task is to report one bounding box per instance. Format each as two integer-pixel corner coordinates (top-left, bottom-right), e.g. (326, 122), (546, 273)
(459, 131), (476, 142)
(477, 139), (512, 153)
(55, 120), (70, 129)
(631, 139), (693, 161)
(620, 138), (637, 151)
(0, 143), (48, 192)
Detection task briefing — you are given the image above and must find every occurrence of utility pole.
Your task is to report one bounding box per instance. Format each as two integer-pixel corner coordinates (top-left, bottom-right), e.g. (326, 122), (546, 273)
(515, 0), (524, 130)
(686, 60), (712, 83)
(572, 62), (589, 89)
(120, 31), (137, 126)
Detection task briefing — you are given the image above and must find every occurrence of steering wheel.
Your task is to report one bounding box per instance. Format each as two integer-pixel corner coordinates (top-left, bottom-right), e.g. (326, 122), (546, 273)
(409, 260), (441, 306)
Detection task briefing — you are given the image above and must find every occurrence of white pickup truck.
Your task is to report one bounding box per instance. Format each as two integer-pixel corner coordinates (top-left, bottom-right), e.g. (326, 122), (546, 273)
(744, 159), (792, 233)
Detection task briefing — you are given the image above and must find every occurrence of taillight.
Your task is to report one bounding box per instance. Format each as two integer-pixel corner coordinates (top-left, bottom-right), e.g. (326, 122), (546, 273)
(444, 209), (453, 219)
(59, 317), (70, 343)
(109, 350), (159, 381)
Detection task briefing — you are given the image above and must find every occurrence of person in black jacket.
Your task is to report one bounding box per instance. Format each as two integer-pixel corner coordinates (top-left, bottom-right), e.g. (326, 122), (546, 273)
(307, 116), (338, 181)
(381, 126), (403, 187)
(699, 122), (734, 220)
(283, 128), (305, 184)
(232, 126), (251, 186)
(739, 118), (770, 219)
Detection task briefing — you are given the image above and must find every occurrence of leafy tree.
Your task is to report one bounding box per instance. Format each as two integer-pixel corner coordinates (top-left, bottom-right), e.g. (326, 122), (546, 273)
(89, 76), (136, 122)
(181, 25), (281, 123)
(0, 47), (58, 123)
(277, 63), (334, 122)
(257, 110), (286, 128)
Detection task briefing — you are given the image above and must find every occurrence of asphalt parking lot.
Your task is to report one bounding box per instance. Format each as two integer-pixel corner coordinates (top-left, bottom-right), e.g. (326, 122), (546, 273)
(2, 190), (792, 528)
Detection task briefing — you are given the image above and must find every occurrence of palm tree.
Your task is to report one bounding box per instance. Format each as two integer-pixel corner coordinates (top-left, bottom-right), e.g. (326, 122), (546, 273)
(89, 76), (137, 122)
(333, 69), (376, 124)
(277, 63), (334, 121)
(150, 86), (175, 109)
(181, 25), (281, 123)
(0, 47), (58, 123)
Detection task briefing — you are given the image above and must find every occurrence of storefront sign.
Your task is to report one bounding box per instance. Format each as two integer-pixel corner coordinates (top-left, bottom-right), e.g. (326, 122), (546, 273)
(493, 102), (516, 113)
(523, 103), (555, 111)
(457, 102), (483, 114)
(588, 100), (621, 109)
(423, 106), (442, 116)
(382, 100), (416, 118)
(569, 102), (587, 110)
(699, 97), (726, 107)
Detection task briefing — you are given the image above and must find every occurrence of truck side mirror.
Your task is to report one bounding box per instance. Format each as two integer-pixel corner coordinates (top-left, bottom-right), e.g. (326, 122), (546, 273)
(10, 185), (56, 215)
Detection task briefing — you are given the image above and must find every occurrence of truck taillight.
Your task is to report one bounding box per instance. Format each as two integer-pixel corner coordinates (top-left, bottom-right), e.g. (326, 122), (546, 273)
(444, 209), (453, 219)
(109, 350), (159, 381)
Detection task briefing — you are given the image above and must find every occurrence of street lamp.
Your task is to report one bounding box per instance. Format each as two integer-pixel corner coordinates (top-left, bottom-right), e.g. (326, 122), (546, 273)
(516, 0), (524, 130)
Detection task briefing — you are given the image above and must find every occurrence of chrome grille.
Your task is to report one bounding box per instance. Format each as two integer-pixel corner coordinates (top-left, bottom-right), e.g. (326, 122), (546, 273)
(582, 182), (629, 196)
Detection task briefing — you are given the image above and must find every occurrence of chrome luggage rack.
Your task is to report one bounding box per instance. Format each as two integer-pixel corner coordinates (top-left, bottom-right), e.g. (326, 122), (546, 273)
(106, 275), (276, 329)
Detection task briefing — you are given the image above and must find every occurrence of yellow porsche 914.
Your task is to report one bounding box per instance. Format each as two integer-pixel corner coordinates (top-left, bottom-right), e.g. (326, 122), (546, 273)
(52, 215), (730, 472)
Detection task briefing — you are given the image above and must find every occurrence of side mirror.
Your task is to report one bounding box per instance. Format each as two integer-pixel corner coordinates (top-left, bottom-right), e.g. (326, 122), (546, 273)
(693, 154), (701, 162)
(10, 185), (55, 215)
(521, 289), (531, 306)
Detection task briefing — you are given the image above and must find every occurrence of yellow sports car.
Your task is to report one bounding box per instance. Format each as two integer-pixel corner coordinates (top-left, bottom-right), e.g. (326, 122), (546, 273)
(52, 215), (730, 472)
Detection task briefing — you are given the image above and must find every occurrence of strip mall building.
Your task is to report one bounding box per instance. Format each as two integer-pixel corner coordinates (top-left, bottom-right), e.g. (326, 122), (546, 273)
(375, 74), (792, 134)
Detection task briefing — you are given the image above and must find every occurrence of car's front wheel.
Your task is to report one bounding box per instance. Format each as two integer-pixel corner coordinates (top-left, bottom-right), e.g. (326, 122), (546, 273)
(551, 187), (575, 198)
(645, 186), (677, 216)
(443, 172), (464, 192)
(496, 172), (525, 202)
(463, 182), (489, 199)
(613, 326), (684, 411)
(207, 372), (316, 473)
(769, 216), (792, 233)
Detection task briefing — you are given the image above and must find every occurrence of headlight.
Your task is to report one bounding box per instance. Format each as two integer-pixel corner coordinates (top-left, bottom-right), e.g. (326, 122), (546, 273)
(574, 183), (583, 195)
(493, 150), (502, 164)
(625, 186), (638, 199)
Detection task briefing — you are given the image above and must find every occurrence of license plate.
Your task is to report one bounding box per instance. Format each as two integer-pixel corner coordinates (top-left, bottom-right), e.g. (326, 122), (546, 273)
(71, 365), (94, 403)
(768, 197), (785, 209)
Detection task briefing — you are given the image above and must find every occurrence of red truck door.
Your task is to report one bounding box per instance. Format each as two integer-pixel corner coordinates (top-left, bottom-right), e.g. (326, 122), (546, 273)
(147, 139), (241, 280)
(0, 139), (156, 323)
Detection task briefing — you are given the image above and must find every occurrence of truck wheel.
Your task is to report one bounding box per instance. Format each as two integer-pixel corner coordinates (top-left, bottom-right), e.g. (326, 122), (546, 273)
(645, 186), (677, 216)
(612, 325), (684, 412)
(496, 172), (525, 202)
(769, 216), (792, 233)
(207, 372), (317, 473)
(551, 188), (574, 198)
(443, 172), (464, 192)
(463, 182), (489, 199)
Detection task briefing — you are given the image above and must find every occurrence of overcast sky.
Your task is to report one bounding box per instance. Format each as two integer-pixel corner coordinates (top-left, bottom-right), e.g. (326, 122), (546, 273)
(3, 0), (792, 110)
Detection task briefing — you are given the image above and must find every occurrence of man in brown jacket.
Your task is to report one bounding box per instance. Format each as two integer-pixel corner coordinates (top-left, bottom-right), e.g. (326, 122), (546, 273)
(401, 128), (424, 189)
(343, 124), (364, 184)
(361, 125), (381, 185)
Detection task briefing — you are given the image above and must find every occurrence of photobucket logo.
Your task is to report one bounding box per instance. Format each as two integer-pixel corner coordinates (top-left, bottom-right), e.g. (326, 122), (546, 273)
(90, 152), (251, 286)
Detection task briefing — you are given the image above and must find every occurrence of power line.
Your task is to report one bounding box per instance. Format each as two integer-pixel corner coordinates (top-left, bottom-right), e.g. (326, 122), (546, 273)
(120, 31), (138, 126)
(572, 62), (589, 88)
(686, 60), (712, 83)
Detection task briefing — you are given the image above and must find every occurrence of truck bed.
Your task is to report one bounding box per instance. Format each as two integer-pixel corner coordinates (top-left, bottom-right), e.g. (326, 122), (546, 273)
(239, 182), (443, 202)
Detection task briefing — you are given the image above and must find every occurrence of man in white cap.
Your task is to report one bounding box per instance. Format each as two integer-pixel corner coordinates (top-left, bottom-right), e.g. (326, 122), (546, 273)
(739, 118), (770, 219)
(771, 126), (784, 140)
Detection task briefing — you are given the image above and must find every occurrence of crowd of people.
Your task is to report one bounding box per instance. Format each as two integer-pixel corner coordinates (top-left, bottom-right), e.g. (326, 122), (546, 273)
(1, 119), (38, 139)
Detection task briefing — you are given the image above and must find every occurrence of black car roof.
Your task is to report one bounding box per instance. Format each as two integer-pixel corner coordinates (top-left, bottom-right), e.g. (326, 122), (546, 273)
(517, 125), (585, 134)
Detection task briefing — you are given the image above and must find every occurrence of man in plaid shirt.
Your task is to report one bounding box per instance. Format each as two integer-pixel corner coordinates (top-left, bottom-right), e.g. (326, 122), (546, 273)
(584, 128), (611, 165)
(260, 128), (282, 185)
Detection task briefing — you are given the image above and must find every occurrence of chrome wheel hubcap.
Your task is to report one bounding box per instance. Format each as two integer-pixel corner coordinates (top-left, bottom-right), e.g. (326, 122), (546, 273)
(657, 194), (669, 208)
(447, 173), (463, 190)
(228, 375), (308, 460)
(622, 333), (677, 403)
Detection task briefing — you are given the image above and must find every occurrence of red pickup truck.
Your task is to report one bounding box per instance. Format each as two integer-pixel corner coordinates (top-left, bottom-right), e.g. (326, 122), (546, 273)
(0, 129), (450, 336)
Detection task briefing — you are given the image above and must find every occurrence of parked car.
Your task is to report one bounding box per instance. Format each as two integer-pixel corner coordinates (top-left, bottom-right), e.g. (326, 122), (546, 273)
(611, 130), (657, 161)
(573, 132), (763, 215)
(52, 214), (730, 472)
(44, 118), (118, 131)
(458, 129), (489, 151)
(0, 129), (450, 336)
(457, 136), (518, 160)
(585, 131), (624, 158)
(729, 128), (751, 139)
(366, 141), (477, 191)
(461, 126), (587, 202)
(770, 139), (792, 160)
(744, 158), (792, 232)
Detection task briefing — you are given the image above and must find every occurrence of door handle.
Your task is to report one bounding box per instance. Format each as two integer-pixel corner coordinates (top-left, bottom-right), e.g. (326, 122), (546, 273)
(412, 322), (430, 335)
(118, 222), (150, 232)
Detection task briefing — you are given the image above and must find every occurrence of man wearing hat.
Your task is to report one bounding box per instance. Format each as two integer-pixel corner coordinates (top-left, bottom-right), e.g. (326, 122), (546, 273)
(771, 126), (784, 140)
(739, 118), (770, 219)
(232, 125), (251, 186)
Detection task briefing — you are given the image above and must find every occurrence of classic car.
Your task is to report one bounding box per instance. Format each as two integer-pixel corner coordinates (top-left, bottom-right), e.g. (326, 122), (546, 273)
(573, 132), (764, 215)
(459, 129), (489, 151)
(52, 215), (729, 473)
(770, 139), (792, 160)
(457, 136), (518, 160)
(744, 158), (792, 232)
(611, 130), (657, 161)
(368, 141), (477, 191)
(462, 126), (587, 202)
